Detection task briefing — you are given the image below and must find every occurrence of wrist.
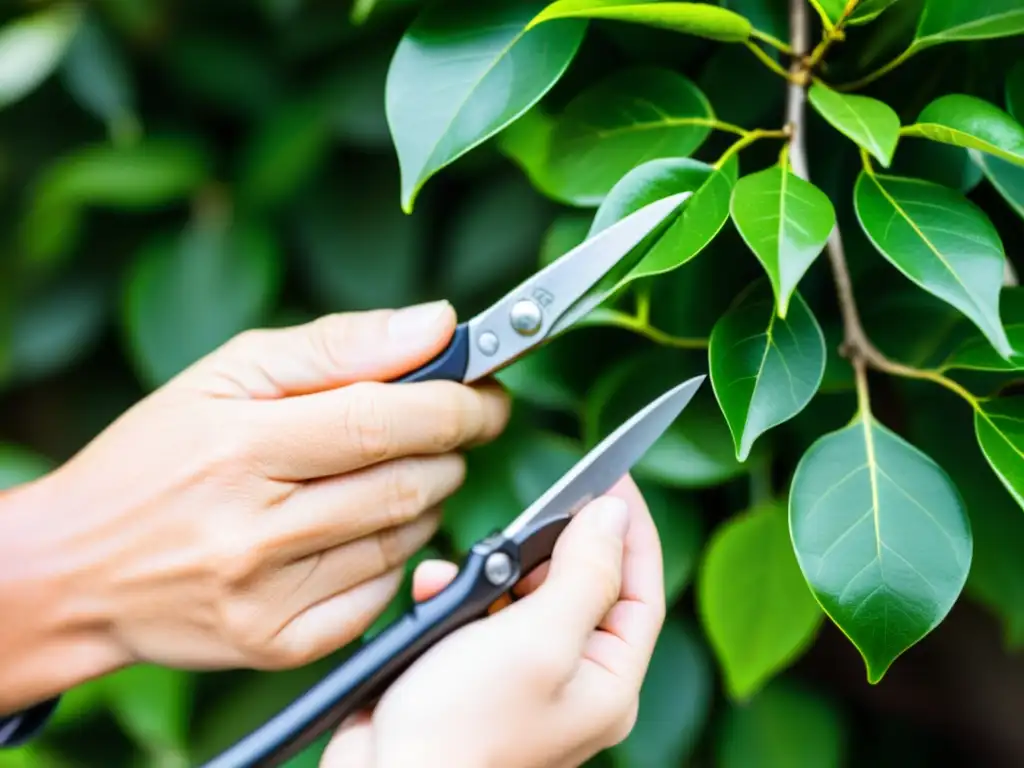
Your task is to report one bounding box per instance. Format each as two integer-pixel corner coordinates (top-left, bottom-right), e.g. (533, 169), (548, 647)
(0, 469), (128, 714)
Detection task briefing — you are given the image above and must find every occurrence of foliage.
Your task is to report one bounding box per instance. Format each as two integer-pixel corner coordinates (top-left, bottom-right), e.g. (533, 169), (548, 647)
(1, 0), (1023, 765)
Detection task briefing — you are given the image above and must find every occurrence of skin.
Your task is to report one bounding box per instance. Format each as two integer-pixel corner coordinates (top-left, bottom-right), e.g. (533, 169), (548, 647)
(321, 477), (665, 768)
(0, 300), (511, 714)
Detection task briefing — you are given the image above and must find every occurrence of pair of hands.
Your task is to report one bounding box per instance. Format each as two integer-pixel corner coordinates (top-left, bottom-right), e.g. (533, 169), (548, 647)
(0, 301), (666, 767)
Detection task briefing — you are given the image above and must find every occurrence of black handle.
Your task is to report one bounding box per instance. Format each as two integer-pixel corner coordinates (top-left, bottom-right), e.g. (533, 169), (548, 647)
(395, 322), (471, 383)
(199, 534), (519, 768)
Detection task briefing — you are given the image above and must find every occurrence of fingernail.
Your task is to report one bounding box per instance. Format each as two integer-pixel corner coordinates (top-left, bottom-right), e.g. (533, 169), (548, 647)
(388, 300), (451, 344)
(593, 496), (629, 540)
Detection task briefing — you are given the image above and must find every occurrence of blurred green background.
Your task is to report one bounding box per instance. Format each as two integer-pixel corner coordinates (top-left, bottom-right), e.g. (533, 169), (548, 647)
(2, 1), (1024, 767)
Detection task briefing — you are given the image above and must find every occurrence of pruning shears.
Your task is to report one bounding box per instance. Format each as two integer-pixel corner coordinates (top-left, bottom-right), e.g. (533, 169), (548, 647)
(200, 191), (701, 768)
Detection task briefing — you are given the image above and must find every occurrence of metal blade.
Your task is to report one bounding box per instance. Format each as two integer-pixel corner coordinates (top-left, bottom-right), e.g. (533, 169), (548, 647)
(503, 374), (705, 543)
(462, 192), (691, 382)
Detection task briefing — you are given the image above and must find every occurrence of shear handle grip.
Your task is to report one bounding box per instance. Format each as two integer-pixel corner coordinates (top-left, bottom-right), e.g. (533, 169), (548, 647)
(395, 322), (471, 383)
(200, 542), (513, 768)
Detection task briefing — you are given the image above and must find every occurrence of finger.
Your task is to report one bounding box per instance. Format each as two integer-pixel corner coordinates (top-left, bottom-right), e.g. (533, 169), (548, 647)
(262, 454), (465, 562)
(265, 567), (404, 668)
(251, 379), (511, 480)
(273, 510), (442, 623)
(512, 561), (550, 598)
(182, 302), (457, 399)
(320, 712), (375, 768)
(411, 560), (459, 602)
(525, 495), (629, 651)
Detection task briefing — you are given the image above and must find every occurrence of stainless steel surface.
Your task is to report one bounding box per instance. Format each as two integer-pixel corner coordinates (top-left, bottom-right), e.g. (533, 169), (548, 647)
(510, 298), (543, 336)
(461, 192), (691, 382)
(502, 375), (706, 542)
(484, 552), (513, 586)
(477, 331), (499, 356)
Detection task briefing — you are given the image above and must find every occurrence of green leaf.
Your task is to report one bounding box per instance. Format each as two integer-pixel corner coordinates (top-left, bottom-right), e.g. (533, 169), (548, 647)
(891, 138), (983, 193)
(1008, 59), (1024, 122)
(0, 444), (53, 489)
(527, 0), (751, 42)
(709, 282), (826, 462)
(974, 397), (1024, 510)
(495, 342), (580, 413)
(973, 149), (1024, 219)
(496, 107), (565, 203)
(698, 502), (823, 700)
(104, 664), (193, 765)
(60, 12), (138, 143)
(0, 4), (81, 110)
(789, 413), (973, 683)
(913, 0), (1024, 48)
(537, 211), (591, 267)
(854, 171), (1014, 359)
(638, 481), (704, 603)
(385, 0), (586, 212)
(717, 680), (846, 768)
(729, 161), (836, 318)
(808, 83), (900, 167)
(940, 324), (1024, 372)
(608, 619), (713, 768)
(122, 211), (283, 389)
(588, 155), (739, 290)
(848, 0), (901, 25)
(903, 94), (1024, 167)
(546, 67), (715, 206)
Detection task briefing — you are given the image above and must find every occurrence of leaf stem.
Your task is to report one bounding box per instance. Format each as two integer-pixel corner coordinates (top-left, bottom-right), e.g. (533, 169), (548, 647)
(749, 27), (795, 55)
(584, 308), (708, 349)
(635, 284), (651, 325)
(804, 0), (860, 71)
(833, 44), (918, 92)
(714, 127), (790, 169)
(805, 0), (835, 33)
(744, 40), (800, 82)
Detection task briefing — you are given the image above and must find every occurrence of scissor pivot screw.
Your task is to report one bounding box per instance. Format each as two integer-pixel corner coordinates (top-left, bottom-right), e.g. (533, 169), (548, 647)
(484, 552), (513, 585)
(477, 331), (499, 356)
(510, 299), (543, 336)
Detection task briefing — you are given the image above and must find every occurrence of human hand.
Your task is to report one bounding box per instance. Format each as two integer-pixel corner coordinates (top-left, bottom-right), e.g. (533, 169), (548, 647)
(320, 476), (664, 768)
(0, 301), (509, 712)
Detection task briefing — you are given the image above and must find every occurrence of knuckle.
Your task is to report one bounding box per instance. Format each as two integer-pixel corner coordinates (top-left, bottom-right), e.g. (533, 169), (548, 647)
(605, 698), (640, 747)
(342, 382), (394, 462)
(429, 385), (480, 449)
(307, 314), (354, 376)
(382, 460), (428, 527)
(213, 532), (266, 589)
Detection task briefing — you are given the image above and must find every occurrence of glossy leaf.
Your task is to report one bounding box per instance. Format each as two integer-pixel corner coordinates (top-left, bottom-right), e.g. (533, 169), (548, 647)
(0, 444), (53, 489)
(854, 172), (1014, 359)
(790, 413), (972, 683)
(815, 0), (899, 25)
(496, 107), (565, 203)
(0, 4), (80, 110)
(709, 283), (826, 461)
(903, 94), (1024, 167)
(527, 0), (751, 42)
(730, 162), (836, 318)
(808, 83), (900, 167)
(940, 324), (1024, 372)
(547, 67), (715, 206)
(589, 155), (739, 290)
(385, 0), (586, 211)
(975, 397), (1024, 510)
(122, 213), (283, 389)
(608, 619), (713, 768)
(104, 664), (193, 763)
(913, 0), (1024, 48)
(973, 149), (1024, 219)
(698, 502), (823, 700)
(718, 680), (846, 768)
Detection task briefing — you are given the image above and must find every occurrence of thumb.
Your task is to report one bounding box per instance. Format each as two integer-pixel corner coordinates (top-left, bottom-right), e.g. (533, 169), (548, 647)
(527, 495), (629, 648)
(183, 301), (456, 398)
(320, 712), (374, 768)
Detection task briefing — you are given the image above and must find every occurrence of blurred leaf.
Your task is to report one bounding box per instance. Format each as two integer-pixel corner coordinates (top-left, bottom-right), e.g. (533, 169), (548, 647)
(1009, 59), (1024, 121)
(913, 0), (1024, 49)
(730, 160), (835, 318)
(495, 341), (580, 413)
(547, 68), (715, 206)
(608, 619), (713, 768)
(293, 162), (424, 312)
(121, 206), (283, 388)
(0, 443), (53, 489)
(60, 11), (138, 144)
(527, 1), (752, 42)
(889, 138), (983, 193)
(385, 0), (586, 211)
(720, 0), (787, 43)
(903, 94), (1024, 166)
(808, 84), (900, 167)
(237, 98), (333, 211)
(789, 410), (972, 683)
(104, 665), (192, 766)
(717, 680), (846, 768)
(939, 324), (1024, 372)
(973, 149), (1024, 219)
(696, 43), (783, 128)
(710, 282), (825, 462)
(497, 107), (565, 202)
(637, 480), (704, 602)
(974, 396), (1024, 510)
(854, 171), (1013, 359)
(698, 501), (823, 700)
(537, 210), (591, 267)
(0, 4), (81, 110)
(438, 172), (550, 305)
(327, 51), (391, 148)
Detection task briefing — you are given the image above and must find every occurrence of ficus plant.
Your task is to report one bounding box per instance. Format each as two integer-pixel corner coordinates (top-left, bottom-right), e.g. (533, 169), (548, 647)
(1, 0), (1024, 765)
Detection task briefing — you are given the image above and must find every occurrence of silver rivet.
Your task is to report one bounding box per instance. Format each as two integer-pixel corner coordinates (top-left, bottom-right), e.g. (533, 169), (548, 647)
(477, 331), (499, 356)
(484, 552), (513, 585)
(510, 299), (543, 336)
